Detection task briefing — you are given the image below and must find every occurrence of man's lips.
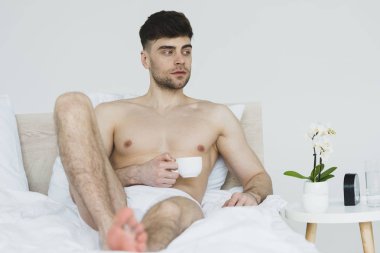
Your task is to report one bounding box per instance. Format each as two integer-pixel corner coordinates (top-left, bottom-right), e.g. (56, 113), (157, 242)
(171, 71), (187, 75)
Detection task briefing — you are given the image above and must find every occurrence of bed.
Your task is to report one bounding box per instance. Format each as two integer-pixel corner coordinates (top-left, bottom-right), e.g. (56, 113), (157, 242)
(0, 97), (319, 253)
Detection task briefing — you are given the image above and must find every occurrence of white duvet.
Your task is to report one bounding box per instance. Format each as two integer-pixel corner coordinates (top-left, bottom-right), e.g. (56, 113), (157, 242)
(0, 189), (319, 253)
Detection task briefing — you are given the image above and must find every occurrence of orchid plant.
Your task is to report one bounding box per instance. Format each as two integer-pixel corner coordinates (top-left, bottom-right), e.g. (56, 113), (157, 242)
(284, 123), (337, 182)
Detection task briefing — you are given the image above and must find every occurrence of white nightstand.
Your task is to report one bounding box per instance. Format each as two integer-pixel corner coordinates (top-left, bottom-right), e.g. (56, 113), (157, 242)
(284, 200), (380, 253)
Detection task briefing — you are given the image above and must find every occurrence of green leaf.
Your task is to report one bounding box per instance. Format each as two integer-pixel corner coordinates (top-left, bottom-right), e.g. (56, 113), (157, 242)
(319, 174), (334, 182)
(319, 167), (337, 180)
(309, 164), (325, 182)
(310, 163), (325, 178)
(284, 171), (309, 179)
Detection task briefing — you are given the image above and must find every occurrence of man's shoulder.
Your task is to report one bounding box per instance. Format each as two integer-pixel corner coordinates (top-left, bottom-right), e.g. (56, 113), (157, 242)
(191, 99), (233, 120)
(191, 99), (225, 110)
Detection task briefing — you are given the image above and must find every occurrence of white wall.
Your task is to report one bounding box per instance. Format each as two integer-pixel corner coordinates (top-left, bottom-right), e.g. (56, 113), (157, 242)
(1, 1), (380, 252)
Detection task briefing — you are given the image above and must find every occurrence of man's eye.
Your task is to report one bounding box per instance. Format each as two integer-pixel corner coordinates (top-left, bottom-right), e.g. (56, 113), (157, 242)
(163, 50), (173, 55)
(183, 50), (191, 56)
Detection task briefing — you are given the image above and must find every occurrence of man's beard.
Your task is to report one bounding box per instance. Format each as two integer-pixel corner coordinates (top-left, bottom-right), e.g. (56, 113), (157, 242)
(151, 69), (191, 90)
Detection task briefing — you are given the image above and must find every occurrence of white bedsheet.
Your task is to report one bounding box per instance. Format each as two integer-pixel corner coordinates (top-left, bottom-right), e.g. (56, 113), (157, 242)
(0, 189), (319, 253)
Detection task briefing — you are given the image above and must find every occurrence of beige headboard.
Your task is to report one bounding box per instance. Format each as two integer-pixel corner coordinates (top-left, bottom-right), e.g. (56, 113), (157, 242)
(16, 102), (264, 195)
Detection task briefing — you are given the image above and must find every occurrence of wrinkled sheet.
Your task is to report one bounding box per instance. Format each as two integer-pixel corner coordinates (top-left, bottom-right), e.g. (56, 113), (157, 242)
(0, 189), (319, 253)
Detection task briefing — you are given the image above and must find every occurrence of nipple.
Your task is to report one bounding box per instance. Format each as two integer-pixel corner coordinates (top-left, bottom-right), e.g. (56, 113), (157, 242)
(124, 140), (133, 148)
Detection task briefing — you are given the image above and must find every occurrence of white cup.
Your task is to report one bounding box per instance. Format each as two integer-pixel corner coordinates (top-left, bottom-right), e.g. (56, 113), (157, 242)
(176, 156), (202, 178)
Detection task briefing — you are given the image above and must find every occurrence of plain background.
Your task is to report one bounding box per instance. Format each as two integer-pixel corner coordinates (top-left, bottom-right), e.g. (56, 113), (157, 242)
(1, 1), (380, 252)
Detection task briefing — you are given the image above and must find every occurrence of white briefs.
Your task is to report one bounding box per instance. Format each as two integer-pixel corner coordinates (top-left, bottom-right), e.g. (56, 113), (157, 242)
(125, 185), (200, 222)
(125, 185), (241, 221)
(74, 185), (238, 233)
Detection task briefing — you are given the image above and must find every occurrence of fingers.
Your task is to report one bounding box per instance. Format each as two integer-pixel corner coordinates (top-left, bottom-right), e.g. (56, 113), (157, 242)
(159, 169), (179, 179)
(149, 169), (179, 187)
(155, 156), (178, 171)
(223, 193), (240, 207)
(222, 193), (259, 207)
(148, 153), (181, 188)
(158, 152), (176, 162)
(157, 178), (177, 187)
(153, 170), (179, 187)
(235, 197), (246, 206)
(158, 164), (179, 180)
(159, 161), (178, 170)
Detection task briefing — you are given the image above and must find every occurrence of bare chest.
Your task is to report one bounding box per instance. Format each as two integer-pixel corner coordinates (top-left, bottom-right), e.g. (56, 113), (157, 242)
(111, 112), (219, 165)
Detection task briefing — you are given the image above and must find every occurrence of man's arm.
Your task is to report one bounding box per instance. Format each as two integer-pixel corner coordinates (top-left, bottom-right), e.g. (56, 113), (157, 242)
(115, 153), (179, 187)
(214, 104), (273, 206)
(95, 103), (116, 157)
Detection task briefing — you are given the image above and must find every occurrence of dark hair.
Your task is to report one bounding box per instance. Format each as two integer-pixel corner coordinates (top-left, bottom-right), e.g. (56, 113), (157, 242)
(139, 11), (193, 49)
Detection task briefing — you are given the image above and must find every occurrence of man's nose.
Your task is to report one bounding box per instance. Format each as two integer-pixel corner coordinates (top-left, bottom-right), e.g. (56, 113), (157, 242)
(174, 53), (185, 65)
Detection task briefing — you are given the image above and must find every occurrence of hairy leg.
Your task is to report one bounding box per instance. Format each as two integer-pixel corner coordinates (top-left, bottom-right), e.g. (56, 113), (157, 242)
(142, 196), (204, 251)
(54, 92), (127, 246)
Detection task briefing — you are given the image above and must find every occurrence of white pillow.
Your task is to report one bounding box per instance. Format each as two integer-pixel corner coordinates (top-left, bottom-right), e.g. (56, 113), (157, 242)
(0, 95), (28, 191)
(48, 93), (245, 205)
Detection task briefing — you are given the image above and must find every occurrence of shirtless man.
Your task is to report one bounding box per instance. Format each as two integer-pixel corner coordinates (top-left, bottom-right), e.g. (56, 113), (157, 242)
(54, 10), (272, 252)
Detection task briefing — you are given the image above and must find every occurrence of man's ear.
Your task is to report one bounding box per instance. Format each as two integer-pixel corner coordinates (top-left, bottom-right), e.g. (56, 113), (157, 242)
(140, 51), (150, 69)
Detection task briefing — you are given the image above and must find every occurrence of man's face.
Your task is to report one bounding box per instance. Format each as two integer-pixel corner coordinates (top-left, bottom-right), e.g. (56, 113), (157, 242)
(142, 36), (192, 90)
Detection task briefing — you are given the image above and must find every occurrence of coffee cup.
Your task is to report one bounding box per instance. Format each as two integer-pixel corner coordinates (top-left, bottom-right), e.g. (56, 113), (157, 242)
(176, 156), (202, 178)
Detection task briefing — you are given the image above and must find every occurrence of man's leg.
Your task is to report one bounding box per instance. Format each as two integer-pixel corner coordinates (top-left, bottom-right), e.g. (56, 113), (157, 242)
(142, 196), (203, 251)
(54, 92), (146, 250)
(107, 196), (203, 251)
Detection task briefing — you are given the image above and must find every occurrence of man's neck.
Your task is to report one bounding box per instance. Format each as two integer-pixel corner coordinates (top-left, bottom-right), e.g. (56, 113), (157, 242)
(143, 85), (189, 111)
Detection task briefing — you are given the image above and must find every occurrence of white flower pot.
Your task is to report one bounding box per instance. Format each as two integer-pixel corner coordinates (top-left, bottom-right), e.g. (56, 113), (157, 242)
(302, 181), (329, 213)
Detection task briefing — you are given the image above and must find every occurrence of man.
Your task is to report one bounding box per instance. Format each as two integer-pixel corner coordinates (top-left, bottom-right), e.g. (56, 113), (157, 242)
(54, 10), (272, 252)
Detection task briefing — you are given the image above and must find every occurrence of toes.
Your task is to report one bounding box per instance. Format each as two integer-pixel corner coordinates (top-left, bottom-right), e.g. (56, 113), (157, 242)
(113, 208), (135, 227)
(107, 226), (126, 250)
(134, 223), (145, 234)
(136, 233), (148, 252)
(107, 226), (136, 251)
(107, 208), (147, 252)
(136, 225), (148, 252)
(136, 243), (147, 252)
(137, 231), (148, 243)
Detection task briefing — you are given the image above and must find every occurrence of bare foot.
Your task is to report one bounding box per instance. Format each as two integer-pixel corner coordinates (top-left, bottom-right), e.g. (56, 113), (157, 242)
(107, 208), (148, 252)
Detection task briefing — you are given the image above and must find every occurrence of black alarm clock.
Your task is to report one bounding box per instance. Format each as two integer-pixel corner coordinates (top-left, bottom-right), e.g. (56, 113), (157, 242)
(344, 173), (360, 206)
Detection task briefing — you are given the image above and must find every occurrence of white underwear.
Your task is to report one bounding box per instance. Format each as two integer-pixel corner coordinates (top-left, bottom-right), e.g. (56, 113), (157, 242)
(125, 186), (241, 220)
(74, 185), (237, 232)
(125, 185), (200, 222)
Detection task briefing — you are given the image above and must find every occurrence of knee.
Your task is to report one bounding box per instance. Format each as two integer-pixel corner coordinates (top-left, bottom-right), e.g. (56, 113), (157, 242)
(54, 92), (92, 120)
(156, 199), (182, 219)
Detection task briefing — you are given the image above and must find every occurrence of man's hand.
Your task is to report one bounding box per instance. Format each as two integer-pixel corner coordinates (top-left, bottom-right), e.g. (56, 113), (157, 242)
(138, 153), (179, 187)
(222, 192), (259, 207)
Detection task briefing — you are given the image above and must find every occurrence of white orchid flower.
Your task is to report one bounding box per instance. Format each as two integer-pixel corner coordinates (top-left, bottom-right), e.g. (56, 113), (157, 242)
(312, 135), (327, 148)
(307, 123), (319, 139)
(311, 123), (335, 162)
(313, 136), (333, 153)
(308, 123), (333, 139)
(327, 128), (336, 135)
(320, 144), (333, 160)
(316, 124), (328, 137)
(321, 123), (336, 136)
